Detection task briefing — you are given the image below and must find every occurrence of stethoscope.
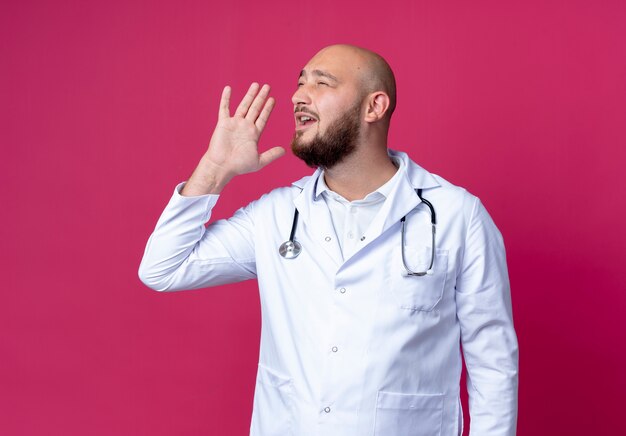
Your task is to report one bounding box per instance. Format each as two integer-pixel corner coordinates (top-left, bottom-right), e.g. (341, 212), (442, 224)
(279, 189), (437, 276)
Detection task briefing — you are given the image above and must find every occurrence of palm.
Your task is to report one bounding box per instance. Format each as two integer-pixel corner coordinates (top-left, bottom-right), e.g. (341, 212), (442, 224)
(206, 83), (284, 176)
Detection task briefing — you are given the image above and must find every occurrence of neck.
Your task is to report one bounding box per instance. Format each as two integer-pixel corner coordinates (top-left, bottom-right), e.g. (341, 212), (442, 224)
(323, 145), (398, 202)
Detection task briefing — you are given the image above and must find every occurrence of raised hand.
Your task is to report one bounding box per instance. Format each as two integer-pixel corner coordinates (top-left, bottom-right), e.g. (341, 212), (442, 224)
(181, 83), (285, 196)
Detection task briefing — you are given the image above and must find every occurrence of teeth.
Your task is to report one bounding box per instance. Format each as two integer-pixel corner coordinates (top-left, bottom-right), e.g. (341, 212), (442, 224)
(300, 116), (312, 122)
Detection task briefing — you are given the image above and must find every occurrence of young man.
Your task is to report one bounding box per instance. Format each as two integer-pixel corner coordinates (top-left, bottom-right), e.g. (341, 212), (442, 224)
(139, 44), (519, 436)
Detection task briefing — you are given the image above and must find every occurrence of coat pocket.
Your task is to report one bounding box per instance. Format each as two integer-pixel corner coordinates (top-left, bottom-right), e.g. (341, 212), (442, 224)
(250, 364), (294, 436)
(389, 246), (449, 311)
(374, 391), (444, 436)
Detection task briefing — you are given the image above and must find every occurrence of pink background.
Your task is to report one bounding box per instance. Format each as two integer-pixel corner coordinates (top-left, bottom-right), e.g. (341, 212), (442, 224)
(2, 1), (625, 434)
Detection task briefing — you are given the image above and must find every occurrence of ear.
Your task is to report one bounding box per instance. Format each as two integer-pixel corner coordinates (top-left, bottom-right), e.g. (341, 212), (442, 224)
(364, 92), (391, 123)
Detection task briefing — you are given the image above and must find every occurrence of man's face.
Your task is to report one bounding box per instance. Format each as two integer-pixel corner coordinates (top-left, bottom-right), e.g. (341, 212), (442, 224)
(290, 47), (365, 168)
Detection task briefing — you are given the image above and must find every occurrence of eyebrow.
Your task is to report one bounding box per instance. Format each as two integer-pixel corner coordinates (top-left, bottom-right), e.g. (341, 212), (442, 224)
(299, 69), (339, 82)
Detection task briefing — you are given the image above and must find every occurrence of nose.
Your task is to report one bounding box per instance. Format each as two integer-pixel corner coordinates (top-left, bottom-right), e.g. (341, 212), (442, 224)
(292, 84), (311, 106)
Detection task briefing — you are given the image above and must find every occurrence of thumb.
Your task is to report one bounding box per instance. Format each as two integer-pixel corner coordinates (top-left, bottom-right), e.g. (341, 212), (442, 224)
(259, 146), (286, 169)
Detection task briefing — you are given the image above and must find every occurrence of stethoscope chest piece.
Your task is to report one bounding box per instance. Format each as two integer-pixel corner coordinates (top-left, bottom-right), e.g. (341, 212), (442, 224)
(279, 208), (302, 259)
(279, 240), (302, 259)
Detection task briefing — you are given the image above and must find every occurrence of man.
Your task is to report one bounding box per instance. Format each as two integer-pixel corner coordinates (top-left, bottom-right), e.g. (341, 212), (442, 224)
(139, 44), (518, 436)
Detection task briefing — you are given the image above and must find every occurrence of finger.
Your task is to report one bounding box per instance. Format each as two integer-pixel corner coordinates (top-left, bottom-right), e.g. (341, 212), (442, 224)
(246, 84), (271, 122)
(234, 82), (260, 118)
(258, 146), (286, 169)
(219, 86), (231, 119)
(255, 96), (275, 131)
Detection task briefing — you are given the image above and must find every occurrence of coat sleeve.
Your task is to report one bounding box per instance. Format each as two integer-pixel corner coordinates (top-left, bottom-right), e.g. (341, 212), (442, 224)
(138, 182), (257, 292)
(455, 197), (519, 435)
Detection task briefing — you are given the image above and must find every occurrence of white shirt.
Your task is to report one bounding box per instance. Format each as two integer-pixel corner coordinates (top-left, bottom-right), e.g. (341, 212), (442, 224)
(317, 159), (401, 260)
(139, 150), (519, 436)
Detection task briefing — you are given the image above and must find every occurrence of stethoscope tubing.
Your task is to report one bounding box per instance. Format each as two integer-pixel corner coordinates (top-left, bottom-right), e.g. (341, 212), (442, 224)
(279, 188), (436, 275)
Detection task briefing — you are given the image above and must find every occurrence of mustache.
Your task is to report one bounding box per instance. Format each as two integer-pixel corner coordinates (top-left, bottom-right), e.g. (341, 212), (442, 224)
(294, 106), (319, 119)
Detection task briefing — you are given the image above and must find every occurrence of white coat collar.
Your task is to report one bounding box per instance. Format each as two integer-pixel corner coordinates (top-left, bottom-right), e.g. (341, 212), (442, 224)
(291, 149), (440, 192)
(290, 149), (440, 266)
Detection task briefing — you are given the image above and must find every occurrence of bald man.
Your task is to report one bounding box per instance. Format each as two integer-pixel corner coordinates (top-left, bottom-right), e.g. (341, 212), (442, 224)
(139, 45), (519, 436)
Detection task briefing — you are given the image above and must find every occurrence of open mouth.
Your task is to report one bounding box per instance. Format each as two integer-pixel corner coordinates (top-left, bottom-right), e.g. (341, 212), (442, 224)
(295, 112), (318, 130)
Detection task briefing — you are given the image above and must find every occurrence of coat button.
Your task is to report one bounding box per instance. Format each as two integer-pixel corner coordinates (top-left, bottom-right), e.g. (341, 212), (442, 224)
(324, 407), (331, 413)
(331, 346), (338, 352)
(325, 236), (332, 242)
(339, 288), (346, 294)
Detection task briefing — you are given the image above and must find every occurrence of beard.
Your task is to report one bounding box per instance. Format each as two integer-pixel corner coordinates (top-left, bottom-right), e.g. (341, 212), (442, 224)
(290, 103), (361, 169)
